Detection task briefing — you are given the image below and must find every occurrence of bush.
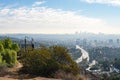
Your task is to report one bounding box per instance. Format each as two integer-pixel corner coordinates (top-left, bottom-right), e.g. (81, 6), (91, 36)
(3, 38), (12, 49)
(21, 48), (59, 76)
(54, 70), (76, 80)
(1, 49), (17, 67)
(106, 74), (120, 80)
(0, 43), (4, 52)
(0, 54), (2, 63)
(50, 46), (79, 75)
(11, 43), (20, 52)
(0, 38), (19, 67)
(54, 70), (89, 80)
(21, 46), (80, 77)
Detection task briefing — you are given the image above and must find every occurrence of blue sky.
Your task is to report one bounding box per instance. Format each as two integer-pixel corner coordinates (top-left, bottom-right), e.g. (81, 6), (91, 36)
(0, 0), (120, 34)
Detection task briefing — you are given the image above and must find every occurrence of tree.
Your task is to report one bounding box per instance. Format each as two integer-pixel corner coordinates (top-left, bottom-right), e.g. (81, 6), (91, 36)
(100, 60), (110, 71)
(11, 43), (20, 52)
(3, 38), (12, 49)
(113, 59), (120, 70)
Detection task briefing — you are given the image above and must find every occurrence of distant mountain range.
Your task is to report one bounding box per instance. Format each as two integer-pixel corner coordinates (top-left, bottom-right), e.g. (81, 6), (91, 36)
(0, 33), (120, 41)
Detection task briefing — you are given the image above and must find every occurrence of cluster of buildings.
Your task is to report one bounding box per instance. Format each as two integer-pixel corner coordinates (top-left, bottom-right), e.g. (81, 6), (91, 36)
(76, 38), (120, 48)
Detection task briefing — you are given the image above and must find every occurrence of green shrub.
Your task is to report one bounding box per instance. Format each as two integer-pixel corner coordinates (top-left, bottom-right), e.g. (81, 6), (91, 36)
(1, 49), (17, 67)
(11, 43), (20, 52)
(50, 46), (79, 75)
(21, 48), (59, 76)
(106, 74), (120, 80)
(0, 43), (4, 52)
(0, 38), (19, 67)
(21, 46), (80, 77)
(3, 38), (12, 49)
(0, 53), (7, 67)
(0, 54), (3, 64)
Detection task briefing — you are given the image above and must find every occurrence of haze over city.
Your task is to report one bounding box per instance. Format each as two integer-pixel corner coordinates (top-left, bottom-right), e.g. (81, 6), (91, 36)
(0, 0), (120, 34)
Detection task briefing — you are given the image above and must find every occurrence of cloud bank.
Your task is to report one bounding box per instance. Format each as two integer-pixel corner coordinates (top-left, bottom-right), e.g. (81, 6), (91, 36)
(0, 1), (118, 34)
(83, 0), (120, 6)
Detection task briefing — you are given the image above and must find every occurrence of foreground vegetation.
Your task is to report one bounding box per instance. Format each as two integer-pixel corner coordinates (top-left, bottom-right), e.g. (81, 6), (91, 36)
(20, 46), (80, 79)
(0, 38), (84, 79)
(0, 38), (19, 67)
(0, 38), (120, 80)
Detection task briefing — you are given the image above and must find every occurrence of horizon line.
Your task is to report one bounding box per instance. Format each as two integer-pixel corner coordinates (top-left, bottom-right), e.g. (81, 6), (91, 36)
(0, 32), (120, 35)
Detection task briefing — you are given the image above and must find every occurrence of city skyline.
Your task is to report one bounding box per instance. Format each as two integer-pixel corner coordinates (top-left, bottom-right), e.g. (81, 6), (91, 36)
(0, 0), (120, 34)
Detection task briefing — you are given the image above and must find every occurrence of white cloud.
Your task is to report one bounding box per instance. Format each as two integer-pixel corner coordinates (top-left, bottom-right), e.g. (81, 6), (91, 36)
(32, 1), (46, 6)
(0, 8), (10, 16)
(0, 2), (118, 34)
(83, 0), (120, 6)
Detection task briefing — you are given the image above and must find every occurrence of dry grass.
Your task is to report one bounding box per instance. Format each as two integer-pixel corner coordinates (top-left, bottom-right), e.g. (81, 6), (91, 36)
(0, 66), (11, 76)
(0, 63), (90, 80)
(0, 63), (61, 80)
(54, 70), (90, 80)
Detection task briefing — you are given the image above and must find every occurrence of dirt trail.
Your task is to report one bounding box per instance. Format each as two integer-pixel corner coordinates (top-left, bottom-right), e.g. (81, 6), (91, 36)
(0, 62), (61, 80)
(0, 77), (61, 80)
(7, 62), (23, 72)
